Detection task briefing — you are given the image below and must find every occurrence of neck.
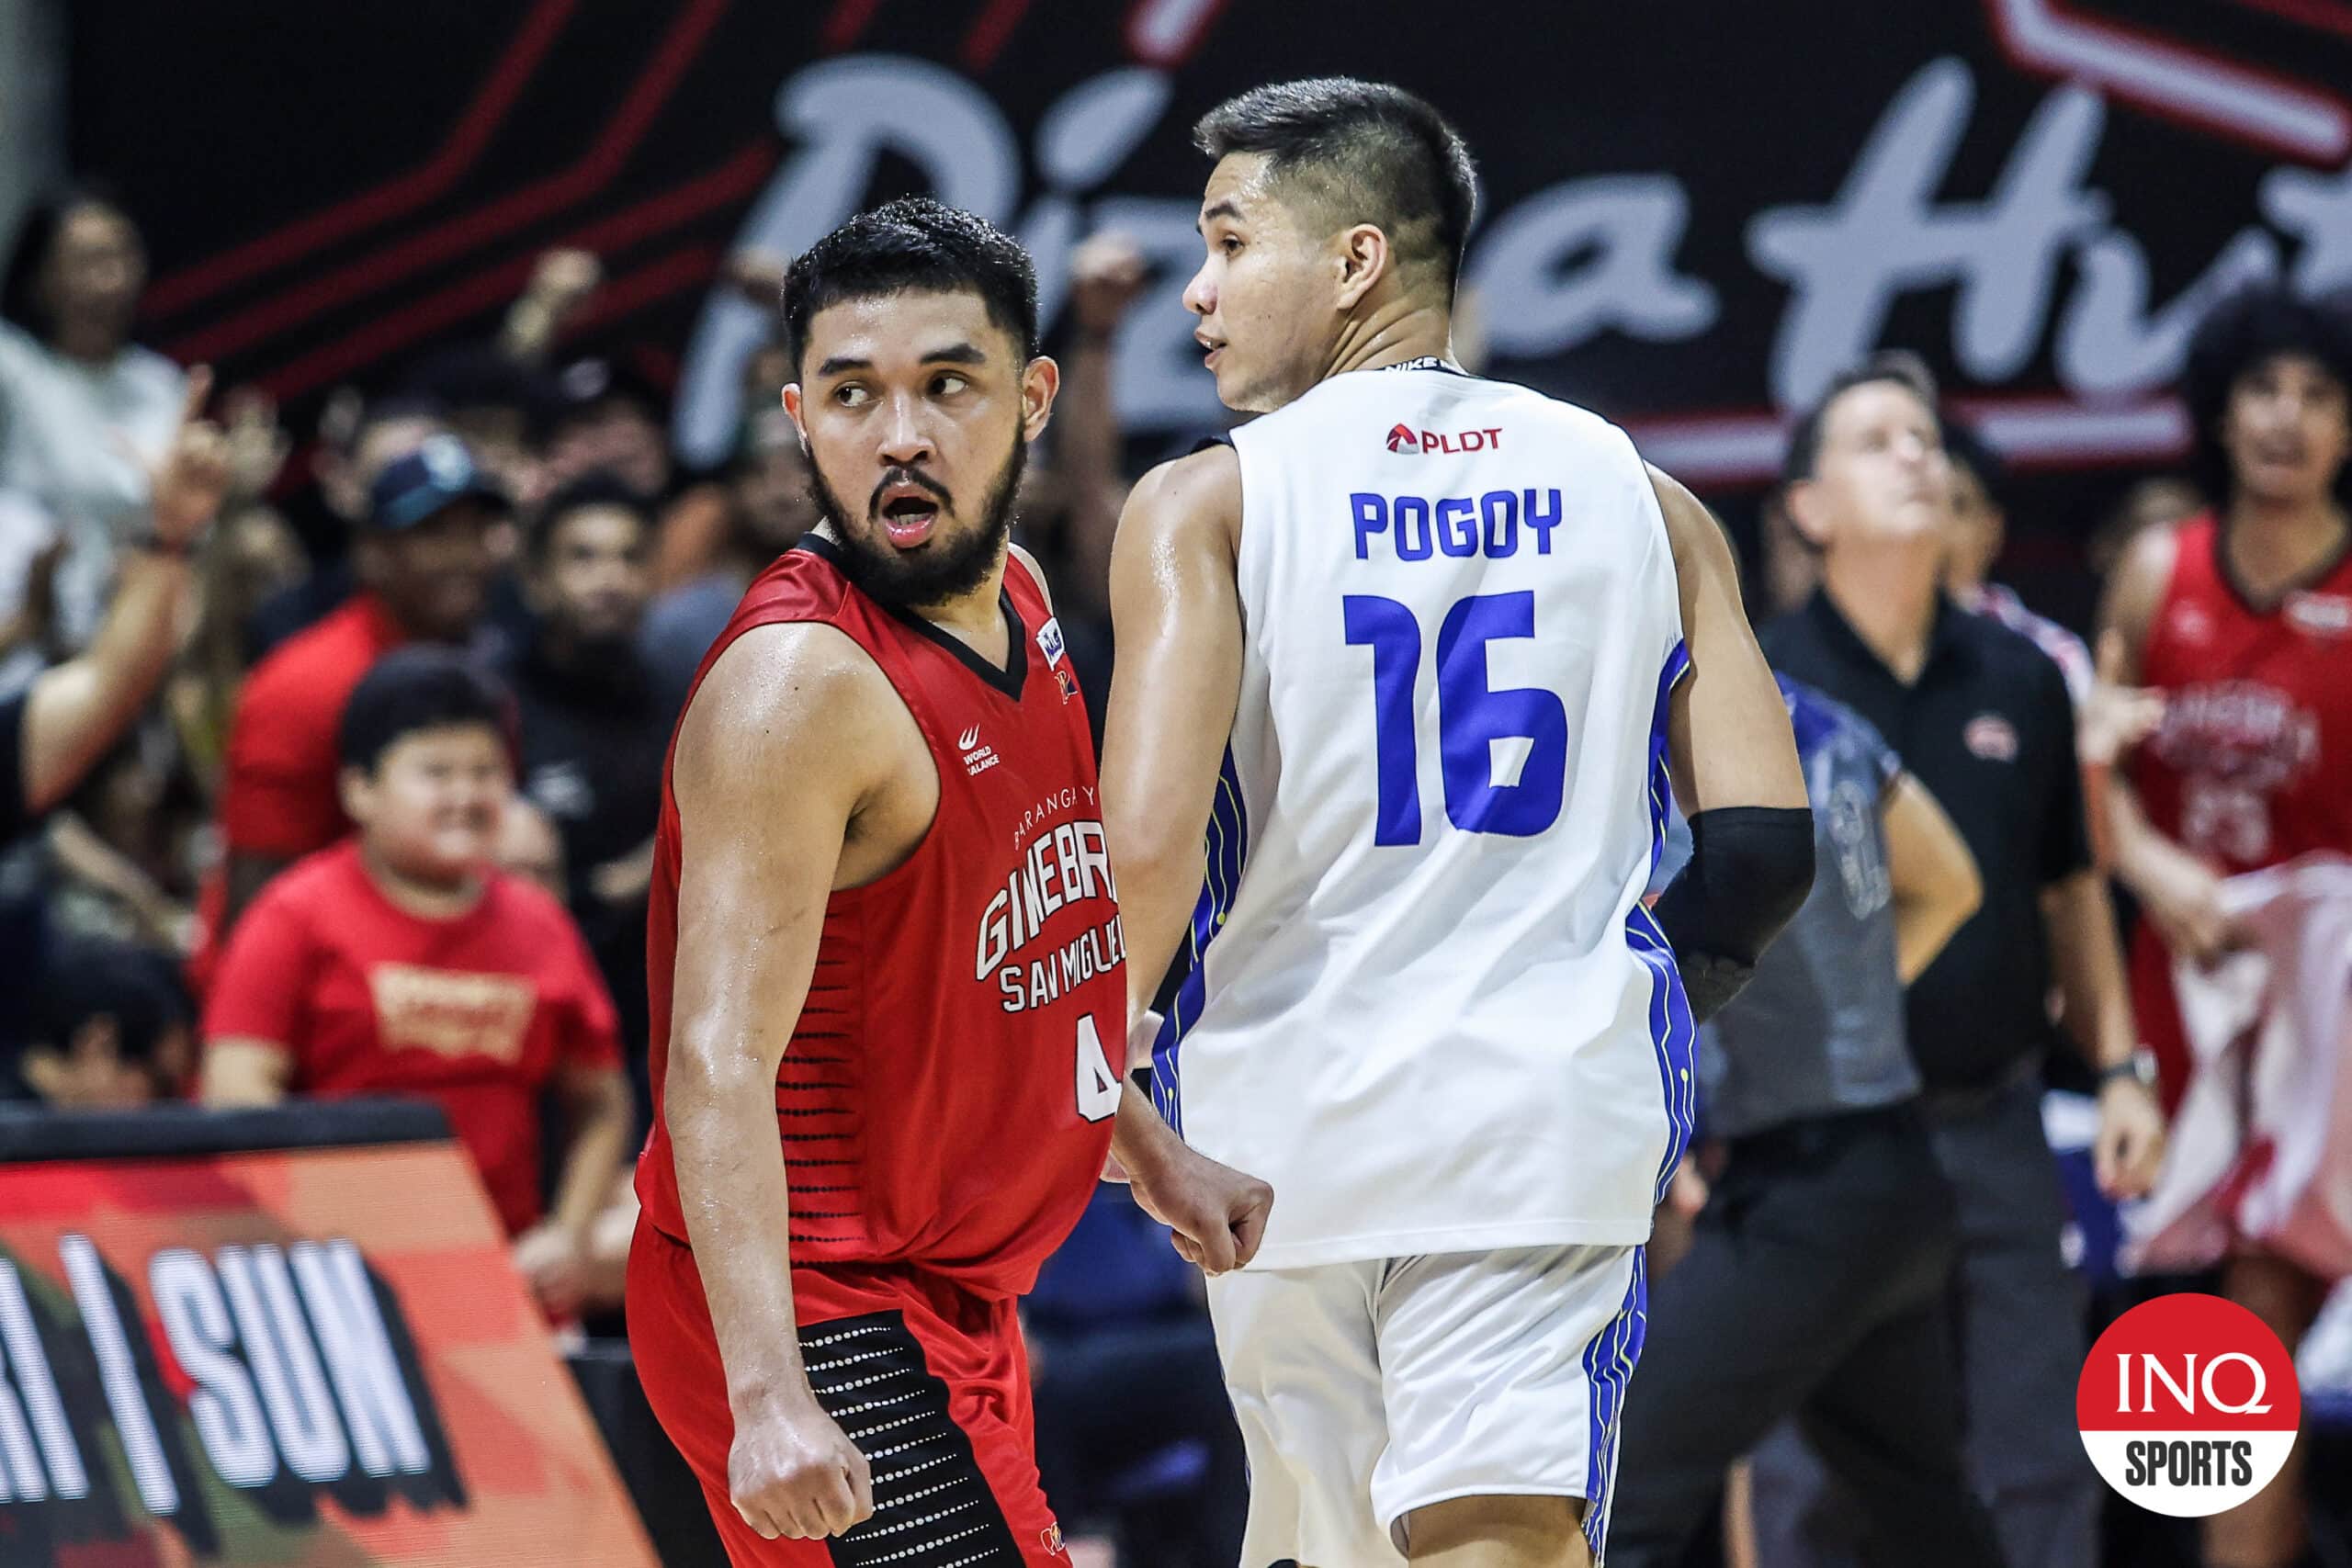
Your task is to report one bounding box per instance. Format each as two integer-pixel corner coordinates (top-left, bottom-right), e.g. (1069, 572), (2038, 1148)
(537, 625), (583, 671)
(2224, 489), (2349, 593)
(1823, 542), (1943, 682)
(912, 548), (1011, 649)
(814, 520), (1011, 658)
(52, 324), (119, 367)
(361, 842), (484, 920)
(1323, 291), (1455, 382)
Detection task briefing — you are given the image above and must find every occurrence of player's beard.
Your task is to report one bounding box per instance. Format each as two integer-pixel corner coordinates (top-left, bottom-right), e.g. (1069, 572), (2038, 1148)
(808, 435), (1026, 615)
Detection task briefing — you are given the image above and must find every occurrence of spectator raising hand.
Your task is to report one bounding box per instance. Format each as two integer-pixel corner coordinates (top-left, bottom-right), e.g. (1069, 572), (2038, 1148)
(141, 366), (234, 548)
(1068, 230), (1148, 336)
(501, 248), (604, 364)
(3, 367), (229, 838)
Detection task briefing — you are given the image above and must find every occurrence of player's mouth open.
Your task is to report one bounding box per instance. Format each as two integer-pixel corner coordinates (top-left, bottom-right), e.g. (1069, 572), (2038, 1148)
(878, 485), (943, 547)
(1197, 332), (1225, 369)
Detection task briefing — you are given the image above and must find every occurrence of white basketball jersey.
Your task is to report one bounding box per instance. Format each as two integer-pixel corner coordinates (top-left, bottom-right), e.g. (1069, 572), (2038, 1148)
(1148, 363), (1694, 1269)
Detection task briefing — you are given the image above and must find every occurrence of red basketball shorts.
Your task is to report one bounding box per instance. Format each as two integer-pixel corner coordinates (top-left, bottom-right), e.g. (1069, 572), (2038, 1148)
(628, 1221), (1071, 1567)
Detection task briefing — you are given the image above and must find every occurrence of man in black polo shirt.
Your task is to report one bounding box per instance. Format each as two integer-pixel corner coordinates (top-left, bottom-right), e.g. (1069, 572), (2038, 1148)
(1753, 355), (2165, 1568)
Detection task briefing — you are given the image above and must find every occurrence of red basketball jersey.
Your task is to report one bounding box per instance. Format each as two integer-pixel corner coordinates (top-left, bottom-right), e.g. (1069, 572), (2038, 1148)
(2129, 515), (2352, 1107)
(2130, 515), (2352, 874)
(637, 536), (1125, 1300)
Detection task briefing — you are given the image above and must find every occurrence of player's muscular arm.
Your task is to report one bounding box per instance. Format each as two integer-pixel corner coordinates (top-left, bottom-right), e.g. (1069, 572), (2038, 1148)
(667, 621), (913, 1541)
(1098, 446), (1272, 1274)
(1880, 773), (1982, 984)
(1647, 467), (1814, 1022)
(1101, 446), (1244, 1031)
(2096, 525), (2234, 961)
(1653, 468), (1804, 815)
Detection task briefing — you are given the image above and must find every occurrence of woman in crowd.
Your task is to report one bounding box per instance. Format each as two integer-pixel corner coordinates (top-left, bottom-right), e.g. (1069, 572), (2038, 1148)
(0, 186), (187, 656)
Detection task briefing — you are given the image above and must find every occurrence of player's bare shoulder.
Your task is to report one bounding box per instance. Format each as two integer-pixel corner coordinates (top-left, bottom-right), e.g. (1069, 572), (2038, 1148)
(1007, 540), (1057, 611)
(1120, 442), (1243, 563)
(675, 617), (936, 882)
(1645, 462), (1740, 602)
(2100, 514), (2186, 670)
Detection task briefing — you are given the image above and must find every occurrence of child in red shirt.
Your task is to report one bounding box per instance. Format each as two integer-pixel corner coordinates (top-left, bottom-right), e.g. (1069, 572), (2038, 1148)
(200, 648), (633, 1317)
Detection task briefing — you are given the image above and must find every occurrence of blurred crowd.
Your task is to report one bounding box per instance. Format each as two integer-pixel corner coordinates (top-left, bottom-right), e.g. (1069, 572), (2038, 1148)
(0, 179), (2345, 1567)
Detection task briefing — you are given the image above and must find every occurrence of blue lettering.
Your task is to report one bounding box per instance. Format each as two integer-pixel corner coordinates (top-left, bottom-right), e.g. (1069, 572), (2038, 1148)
(1436, 497), (1477, 558)
(1481, 491), (1518, 558)
(1354, 491), (1550, 562)
(1351, 492), (1387, 560)
(1525, 489), (1563, 555)
(1395, 496), (1433, 561)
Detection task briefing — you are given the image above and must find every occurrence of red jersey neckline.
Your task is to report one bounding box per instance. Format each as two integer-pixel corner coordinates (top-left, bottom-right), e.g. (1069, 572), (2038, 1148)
(2205, 510), (2352, 618)
(793, 532), (1029, 702)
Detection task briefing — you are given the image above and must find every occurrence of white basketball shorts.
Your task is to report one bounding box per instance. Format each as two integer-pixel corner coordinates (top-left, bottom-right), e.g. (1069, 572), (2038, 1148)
(1205, 1244), (1647, 1565)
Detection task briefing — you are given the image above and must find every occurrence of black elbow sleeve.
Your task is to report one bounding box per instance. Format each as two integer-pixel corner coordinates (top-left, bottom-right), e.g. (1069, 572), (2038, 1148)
(1650, 805), (1816, 1024)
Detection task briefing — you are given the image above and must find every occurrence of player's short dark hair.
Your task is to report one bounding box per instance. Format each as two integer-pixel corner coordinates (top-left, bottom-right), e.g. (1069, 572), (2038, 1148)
(527, 469), (655, 565)
(2184, 282), (2352, 508)
(338, 648), (513, 776)
(780, 197), (1038, 372)
(1193, 78), (1479, 298)
(1940, 413), (2007, 512)
(1781, 351), (1942, 487)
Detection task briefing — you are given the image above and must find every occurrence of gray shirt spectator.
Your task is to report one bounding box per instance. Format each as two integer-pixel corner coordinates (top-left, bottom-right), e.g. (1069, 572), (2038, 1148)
(1703, 676), (1919, 1138)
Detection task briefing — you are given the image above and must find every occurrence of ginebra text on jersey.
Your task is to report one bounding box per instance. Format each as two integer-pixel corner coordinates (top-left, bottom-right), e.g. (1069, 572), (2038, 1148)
(975, 818), (1125, 1013)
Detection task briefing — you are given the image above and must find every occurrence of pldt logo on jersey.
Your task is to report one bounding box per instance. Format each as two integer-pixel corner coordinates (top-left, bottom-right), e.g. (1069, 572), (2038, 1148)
(1385, 423), (1502, 454)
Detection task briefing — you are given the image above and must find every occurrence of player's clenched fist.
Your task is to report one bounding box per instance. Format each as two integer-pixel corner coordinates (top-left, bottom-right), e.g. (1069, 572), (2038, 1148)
(727, 1394), (873, 1540)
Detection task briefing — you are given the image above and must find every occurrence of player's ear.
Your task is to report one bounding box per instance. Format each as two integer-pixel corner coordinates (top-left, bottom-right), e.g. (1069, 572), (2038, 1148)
(1334, 224), (1388, 310)
(1782, 477), (1835, 550)
(782, 383), (809, 450)
(1021, 355), (1060, 444)
(338, 764), (376, 829)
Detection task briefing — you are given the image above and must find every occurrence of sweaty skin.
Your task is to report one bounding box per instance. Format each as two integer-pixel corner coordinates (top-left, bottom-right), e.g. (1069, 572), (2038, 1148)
(670, 286), (1270, 1544)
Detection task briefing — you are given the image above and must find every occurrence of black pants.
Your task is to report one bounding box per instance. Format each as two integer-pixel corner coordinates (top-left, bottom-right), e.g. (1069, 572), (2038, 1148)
(1750, 1074), (2097, 1568)
(1030, 1314), (1247, 1568)
(1608, 1103), (2007, 1568)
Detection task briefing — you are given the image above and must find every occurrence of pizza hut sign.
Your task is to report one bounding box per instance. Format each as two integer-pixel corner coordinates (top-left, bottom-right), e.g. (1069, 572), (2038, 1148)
(674, 51), (2352, 479)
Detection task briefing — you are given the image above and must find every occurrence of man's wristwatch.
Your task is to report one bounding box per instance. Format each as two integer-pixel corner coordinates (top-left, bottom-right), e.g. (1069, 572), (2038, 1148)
(2099, 1048), (2158, 1091)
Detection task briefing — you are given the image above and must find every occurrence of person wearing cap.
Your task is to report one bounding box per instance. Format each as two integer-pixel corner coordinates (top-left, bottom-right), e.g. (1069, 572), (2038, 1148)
(214, 432), (504, 938)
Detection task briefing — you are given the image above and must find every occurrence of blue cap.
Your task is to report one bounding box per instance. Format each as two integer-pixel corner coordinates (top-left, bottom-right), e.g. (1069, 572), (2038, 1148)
(366, 434), (509, 532)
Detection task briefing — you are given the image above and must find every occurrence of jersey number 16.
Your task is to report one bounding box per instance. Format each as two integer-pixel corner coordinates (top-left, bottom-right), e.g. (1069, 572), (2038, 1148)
(1344, 591), (1567, 845)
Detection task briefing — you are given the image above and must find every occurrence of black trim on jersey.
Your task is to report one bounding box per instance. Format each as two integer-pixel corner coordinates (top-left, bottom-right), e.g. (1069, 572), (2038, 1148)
(795, 532), (1029, 702)
(2213, 514), (2352, 617)
(799, 1310), (1029, 1566)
